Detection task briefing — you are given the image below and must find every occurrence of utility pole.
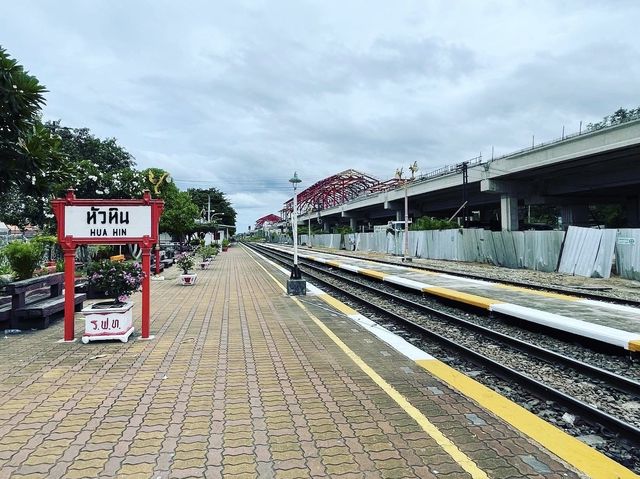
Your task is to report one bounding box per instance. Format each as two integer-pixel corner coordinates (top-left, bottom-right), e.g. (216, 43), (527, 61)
(456, 161), (469, 228)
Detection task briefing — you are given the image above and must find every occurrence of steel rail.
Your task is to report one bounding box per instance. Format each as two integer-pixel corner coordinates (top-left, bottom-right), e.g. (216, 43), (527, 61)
(245, 242), (640, 444)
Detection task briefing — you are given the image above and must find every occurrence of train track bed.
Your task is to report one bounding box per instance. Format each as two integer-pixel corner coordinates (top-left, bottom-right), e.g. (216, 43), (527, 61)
(246, 242), (640, 473)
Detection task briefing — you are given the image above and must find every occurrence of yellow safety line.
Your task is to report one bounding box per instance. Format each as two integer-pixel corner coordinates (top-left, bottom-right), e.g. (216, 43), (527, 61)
(408, 267), (439, 275)
(495, 283), (579, 301)
(359, 268), (387, 280)
(247, 251), (488, 479)
(418, 360), (639, 479)
(424, 286), (501, 310)
(629, 340), (640, 352)
(316, 293), (358, 316)
(326, 260), (342, 268)
(248, 247), (636, 478)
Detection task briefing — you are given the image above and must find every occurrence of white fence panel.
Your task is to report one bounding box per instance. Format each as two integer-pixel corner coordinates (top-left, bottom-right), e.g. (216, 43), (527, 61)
(615, 229), (640, 280)
(558, 226), (614, 278)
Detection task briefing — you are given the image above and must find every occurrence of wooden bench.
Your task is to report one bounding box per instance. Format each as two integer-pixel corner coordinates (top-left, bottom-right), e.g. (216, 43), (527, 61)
(2, 273), (86, 330)
(161, 258), (174, 268)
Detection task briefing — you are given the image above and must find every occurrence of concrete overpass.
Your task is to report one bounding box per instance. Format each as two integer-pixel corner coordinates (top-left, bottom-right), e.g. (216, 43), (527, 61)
(299, 119), (640, 231)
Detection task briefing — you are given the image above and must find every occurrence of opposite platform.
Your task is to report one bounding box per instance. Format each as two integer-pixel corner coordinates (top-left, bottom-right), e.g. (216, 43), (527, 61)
(266, 244), (640, 352)
(0, 246), (633, 478)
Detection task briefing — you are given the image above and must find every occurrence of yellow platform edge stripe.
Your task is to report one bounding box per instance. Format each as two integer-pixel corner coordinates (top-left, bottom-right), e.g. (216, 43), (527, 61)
(417, 359), (639, 479)
(248, 249), (489, 478)
(317, 293), (358, 316)
(326, 260), (342, 267)
(495, 283), (580, 301)
(294, 299), (489, 479)
(249, 246), (636, 478)
(359, 268), (387, 280)
(424, 286), (501, 310)
(629, 340), (640, 352)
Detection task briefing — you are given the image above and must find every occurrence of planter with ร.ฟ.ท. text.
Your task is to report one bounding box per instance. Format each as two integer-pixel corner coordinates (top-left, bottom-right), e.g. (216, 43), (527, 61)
(180, 274), (197, 285)
(81, 301), (134, 344)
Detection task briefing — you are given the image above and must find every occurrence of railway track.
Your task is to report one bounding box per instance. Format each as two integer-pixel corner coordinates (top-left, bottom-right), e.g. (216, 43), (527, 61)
(244, 241), (640, 472)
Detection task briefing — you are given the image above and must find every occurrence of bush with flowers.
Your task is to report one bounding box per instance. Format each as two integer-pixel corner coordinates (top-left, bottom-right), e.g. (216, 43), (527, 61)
(86, 260), (145, 304)
(175, 253), (195, 274)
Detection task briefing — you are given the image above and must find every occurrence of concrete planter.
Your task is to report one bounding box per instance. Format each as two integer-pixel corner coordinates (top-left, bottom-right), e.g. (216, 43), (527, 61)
(81, 301), (134, 344)
(180, 273), (197, 285)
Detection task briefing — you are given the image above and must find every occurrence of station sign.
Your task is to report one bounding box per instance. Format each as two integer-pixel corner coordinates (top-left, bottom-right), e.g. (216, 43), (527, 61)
(51, 189), (164, 342)
(64, 205), (152, 239)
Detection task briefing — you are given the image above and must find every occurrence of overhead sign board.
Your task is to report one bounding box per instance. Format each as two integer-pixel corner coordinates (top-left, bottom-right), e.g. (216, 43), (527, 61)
(65, 205), (152, 239)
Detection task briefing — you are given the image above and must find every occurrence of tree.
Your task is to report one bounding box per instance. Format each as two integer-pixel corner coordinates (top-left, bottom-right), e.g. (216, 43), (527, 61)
(159, 191), (199, 242)
(187, 187), (237, 231)
(586, 106), (640, 131)
(0, 46), (49, 195)
(45, 121), (143, 199)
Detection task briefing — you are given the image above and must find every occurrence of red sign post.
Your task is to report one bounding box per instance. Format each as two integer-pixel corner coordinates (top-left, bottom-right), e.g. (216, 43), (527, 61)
(52, 189), (164, 342)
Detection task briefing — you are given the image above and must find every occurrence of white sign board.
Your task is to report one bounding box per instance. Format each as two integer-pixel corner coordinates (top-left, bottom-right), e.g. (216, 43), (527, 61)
(617, 237), (636, 246)
(65, 205), (152, 239)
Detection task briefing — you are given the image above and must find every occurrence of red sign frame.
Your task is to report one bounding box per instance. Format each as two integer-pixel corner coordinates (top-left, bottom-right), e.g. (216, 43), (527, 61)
(52, 189), (164, 342)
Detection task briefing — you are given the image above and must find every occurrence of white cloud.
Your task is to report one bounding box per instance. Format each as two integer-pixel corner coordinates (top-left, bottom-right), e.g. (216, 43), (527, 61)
(3, 0), (639, 231)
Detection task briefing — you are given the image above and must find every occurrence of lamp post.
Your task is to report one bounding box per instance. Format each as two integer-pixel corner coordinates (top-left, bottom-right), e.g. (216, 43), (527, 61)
(287, 172), (306, 295)
(395, 162), (418, 262)
(290, 172), (301, 278)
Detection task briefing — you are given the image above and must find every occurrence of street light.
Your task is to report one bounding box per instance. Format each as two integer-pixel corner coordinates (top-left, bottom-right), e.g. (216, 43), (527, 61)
(287, 172), (306, 295)
(395, 161), (418, 262)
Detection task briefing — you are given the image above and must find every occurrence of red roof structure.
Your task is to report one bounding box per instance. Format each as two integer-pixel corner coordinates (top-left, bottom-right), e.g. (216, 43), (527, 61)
(255, 214), (282, 229)
(281, 169), (380, 217)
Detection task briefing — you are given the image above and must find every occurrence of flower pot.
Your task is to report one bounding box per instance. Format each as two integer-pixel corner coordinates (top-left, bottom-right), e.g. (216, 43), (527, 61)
(180, 273), (197, 285)
(81, 301), (134, 344)
(199, 261), (209, 270)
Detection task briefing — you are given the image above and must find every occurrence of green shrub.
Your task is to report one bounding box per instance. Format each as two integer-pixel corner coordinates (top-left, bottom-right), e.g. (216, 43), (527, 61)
(3, 241), (45, 280)
(410, 216), (458, 231)
(0, 248), (13, 285)
(199, 245), (217, 260)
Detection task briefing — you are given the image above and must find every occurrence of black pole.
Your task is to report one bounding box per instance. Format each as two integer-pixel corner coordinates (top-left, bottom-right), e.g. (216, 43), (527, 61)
(462, 162), (469, 227)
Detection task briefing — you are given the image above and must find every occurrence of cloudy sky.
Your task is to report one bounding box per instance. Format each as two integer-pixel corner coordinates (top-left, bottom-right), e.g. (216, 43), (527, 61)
(3, 1), (639, 231)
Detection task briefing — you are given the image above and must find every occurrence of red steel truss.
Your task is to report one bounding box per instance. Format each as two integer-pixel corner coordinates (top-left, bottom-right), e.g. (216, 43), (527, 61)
(255, 214), (282, 229)
(281, 169), (380, 217)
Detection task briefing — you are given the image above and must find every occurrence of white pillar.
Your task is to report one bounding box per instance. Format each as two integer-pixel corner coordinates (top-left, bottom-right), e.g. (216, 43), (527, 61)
(500, 194), (519, 231)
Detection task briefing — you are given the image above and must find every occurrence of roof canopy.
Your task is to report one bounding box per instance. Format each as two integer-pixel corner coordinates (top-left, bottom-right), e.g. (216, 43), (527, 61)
(282, 169), (380, 214)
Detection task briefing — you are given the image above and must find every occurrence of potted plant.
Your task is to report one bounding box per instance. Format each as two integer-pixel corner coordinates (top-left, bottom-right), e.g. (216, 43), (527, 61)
(221, 239), (230, 252)
(176, 253), (197, 285)
(81, 260), (145, 344)
(198, 245), (217, 269)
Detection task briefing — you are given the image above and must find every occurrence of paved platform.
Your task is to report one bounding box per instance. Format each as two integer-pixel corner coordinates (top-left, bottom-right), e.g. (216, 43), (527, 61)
(0, 247), (635, 478)
(267, 244), (640, 352)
